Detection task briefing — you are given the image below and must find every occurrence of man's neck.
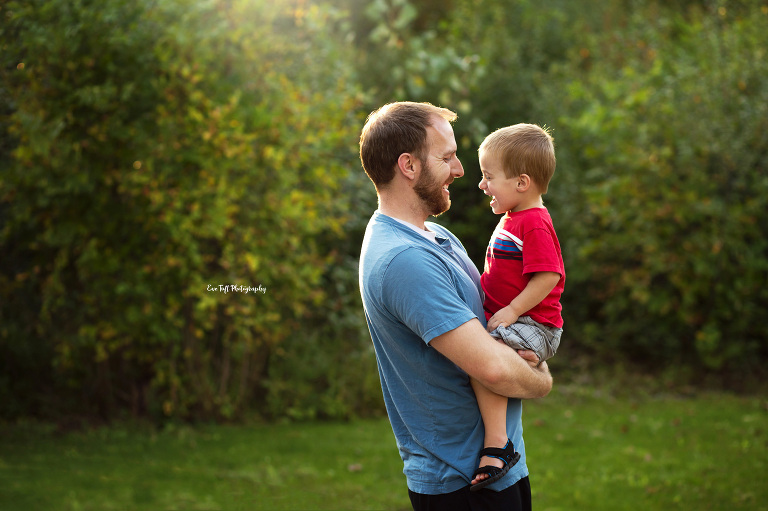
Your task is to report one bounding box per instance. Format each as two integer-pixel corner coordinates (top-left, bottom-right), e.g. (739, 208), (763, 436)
(378, 196), (429, 231)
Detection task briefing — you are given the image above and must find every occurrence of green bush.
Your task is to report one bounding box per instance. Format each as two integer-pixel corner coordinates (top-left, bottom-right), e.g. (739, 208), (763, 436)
(0, 0), (371, 421)
(2, 0), (766, 423)
(543, 3), (768, 371)
(348, 0), (768, 376)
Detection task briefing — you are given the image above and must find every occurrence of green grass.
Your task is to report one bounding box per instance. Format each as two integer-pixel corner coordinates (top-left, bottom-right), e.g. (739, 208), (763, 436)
(1, 386), (765, 510)
(524, 385), (767, 510)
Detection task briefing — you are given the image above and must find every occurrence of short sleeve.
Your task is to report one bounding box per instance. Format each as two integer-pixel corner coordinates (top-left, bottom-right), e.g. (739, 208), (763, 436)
(522, 228), (564, 276)
(381, 248), (477, 344)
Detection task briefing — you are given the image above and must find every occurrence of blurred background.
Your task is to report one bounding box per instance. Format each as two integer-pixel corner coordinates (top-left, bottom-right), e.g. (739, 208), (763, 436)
(1, 0), (767, 425)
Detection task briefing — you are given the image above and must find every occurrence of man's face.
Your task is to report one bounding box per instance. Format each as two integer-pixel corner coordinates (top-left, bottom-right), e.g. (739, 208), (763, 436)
(414, 157), (449, 216)
(413, 117), (464, 216)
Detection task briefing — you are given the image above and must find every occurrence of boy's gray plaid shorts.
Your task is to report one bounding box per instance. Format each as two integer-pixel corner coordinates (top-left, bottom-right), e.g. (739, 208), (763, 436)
(489, 316), (562, 364)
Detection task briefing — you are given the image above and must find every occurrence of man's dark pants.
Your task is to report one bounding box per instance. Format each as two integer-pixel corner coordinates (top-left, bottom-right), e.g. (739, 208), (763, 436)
(408, 476), (532, 511)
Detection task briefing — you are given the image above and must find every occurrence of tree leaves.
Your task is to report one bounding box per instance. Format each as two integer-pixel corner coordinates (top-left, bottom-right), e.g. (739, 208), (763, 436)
(0, 0), (365, 421)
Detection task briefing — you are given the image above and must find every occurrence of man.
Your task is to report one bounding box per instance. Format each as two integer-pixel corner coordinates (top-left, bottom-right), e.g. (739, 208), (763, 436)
(358, 101), (553, 511)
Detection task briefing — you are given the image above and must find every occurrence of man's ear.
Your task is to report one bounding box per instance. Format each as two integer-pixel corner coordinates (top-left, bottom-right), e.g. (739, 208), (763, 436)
(517, 174), (532, 191)
(396, 153), (418, 181)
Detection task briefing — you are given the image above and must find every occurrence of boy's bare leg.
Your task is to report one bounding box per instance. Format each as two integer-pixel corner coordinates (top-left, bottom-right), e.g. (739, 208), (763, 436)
(470, 377), (510, 484)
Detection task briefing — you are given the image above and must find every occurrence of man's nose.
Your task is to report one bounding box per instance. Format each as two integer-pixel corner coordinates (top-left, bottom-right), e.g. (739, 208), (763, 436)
(452, 158), (464, 178)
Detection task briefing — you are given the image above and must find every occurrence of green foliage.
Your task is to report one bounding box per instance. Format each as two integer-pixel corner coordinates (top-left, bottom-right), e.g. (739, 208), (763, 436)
(2, 0), (767, 423)
(348, 0), (768, 374)
(545, 3), (768, 371)
(0, 0), (369, 421)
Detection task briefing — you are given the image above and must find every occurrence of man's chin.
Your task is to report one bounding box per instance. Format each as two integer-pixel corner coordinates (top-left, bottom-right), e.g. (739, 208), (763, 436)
(429, 199), (451, 217)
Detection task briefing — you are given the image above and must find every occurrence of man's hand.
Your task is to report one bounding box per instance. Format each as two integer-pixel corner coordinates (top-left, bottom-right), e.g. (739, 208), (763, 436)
(487, 305), (519, 332)
(516, 349), (540, 367)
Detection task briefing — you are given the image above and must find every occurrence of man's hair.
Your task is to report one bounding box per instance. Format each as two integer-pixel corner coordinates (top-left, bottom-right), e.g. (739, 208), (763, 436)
(479, 124), (556, 193)
(359, 102), (457, 189)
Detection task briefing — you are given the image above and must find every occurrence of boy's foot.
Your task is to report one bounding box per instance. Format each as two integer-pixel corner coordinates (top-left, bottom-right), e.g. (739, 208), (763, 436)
(471, 436), (509, 486)
(471, 454), (504, 485)
(469, 439), (521, 492)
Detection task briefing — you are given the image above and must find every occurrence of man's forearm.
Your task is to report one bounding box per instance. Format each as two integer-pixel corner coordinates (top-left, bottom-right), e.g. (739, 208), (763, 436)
(430, 318), (553, 399)
(484, 357), (552, 399)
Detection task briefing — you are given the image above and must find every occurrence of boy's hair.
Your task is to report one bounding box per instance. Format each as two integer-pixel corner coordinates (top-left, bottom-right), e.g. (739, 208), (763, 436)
(479, 124), (556, 193)
(360, 101), (457, 189)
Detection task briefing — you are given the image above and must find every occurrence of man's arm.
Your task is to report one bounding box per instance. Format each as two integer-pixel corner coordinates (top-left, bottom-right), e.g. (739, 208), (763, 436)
(429, 318), (553, 399)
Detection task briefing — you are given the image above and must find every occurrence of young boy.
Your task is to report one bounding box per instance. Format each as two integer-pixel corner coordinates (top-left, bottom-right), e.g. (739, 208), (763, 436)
(470, 124), (565, 491)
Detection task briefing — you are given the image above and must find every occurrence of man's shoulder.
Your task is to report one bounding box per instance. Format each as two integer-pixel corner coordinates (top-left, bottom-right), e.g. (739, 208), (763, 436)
(361, 213), (403, 253)
(361, 219), (444, 276)
(363, 215), (424, 255)
(363, 237), (445, 273)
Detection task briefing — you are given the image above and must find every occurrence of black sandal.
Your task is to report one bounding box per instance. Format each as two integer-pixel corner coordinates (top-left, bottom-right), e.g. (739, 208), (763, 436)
(469, 439), (521, 492)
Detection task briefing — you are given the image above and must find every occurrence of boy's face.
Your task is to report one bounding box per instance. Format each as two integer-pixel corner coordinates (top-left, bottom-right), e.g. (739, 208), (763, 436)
(478, 150), (524, 214)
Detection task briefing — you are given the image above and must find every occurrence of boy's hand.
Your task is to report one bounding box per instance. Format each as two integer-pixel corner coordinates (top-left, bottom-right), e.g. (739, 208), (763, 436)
(487, 305), (520, 332)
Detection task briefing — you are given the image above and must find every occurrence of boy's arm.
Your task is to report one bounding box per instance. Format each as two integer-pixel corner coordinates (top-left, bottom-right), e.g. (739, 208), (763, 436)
(430, 318), (553, 399)
(487, 271), (561, 332)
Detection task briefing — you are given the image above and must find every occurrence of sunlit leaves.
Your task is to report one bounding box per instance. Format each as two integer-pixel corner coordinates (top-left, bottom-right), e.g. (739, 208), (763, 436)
(0, 0), (364, 420)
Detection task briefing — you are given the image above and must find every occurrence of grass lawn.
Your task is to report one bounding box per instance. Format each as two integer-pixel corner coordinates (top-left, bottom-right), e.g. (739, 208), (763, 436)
(1, 385), (765, 510)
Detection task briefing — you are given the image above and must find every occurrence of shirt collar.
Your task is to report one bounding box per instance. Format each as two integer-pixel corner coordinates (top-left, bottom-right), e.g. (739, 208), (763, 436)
(378, 211), (439, 244)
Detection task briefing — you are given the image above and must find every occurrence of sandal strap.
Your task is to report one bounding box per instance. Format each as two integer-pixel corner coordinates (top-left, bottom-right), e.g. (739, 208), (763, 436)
(478, 439), (517, 464)
(470, 439), (521, 492)
(472, 465), (503, 479)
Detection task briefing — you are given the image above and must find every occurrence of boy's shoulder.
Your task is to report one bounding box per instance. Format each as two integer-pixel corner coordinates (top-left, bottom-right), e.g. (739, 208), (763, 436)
(504, 207), (555, 227)
(526, 206), (553, 219)
(498, 208), (560, 243)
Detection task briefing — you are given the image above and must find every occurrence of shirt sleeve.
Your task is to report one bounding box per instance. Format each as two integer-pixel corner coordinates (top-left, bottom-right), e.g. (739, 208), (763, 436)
(522, 227), (564, 277)
(381, 247), (478, 344)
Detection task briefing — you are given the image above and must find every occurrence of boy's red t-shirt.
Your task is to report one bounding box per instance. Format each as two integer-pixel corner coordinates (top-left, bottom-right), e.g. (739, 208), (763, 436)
(481, 207), (565, 328)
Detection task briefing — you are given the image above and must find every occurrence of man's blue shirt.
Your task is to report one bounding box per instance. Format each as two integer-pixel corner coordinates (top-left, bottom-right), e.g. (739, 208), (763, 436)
(359, 211), (528, 494)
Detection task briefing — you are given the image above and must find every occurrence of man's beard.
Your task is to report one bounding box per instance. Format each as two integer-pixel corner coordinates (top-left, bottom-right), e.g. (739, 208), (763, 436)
(413, 158), (450, 217)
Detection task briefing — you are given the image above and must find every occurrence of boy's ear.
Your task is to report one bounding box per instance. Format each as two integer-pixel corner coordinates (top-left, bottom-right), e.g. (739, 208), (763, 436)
(396, 153), (418, 181)
(517, 173), (532, 191)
